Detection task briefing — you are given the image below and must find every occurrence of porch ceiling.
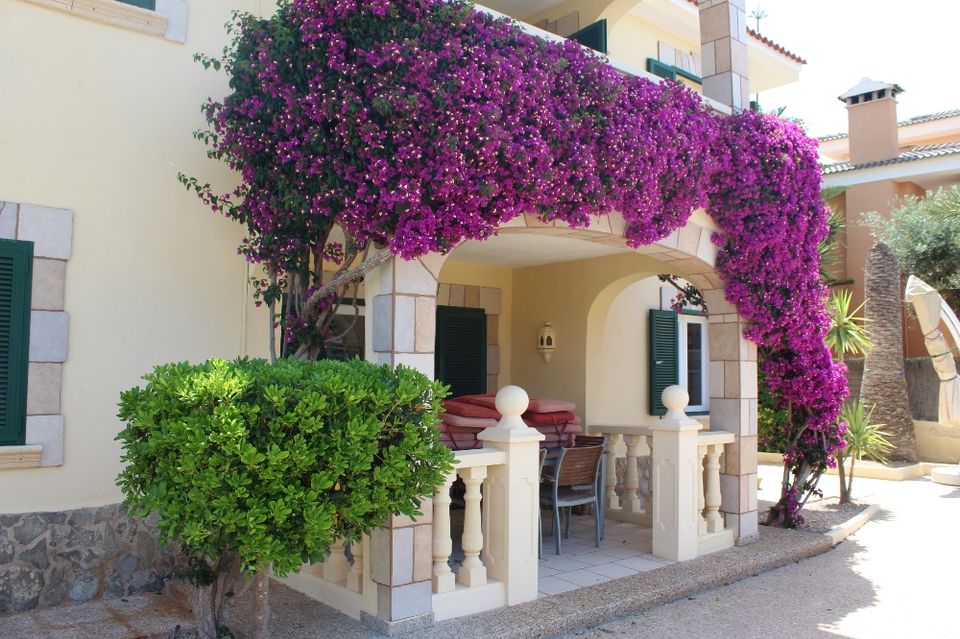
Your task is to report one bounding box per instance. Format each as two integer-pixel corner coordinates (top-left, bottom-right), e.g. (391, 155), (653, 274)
(449, 233), (632, 268)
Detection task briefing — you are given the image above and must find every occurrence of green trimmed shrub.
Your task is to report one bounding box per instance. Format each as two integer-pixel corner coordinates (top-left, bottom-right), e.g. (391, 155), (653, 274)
(116, 357), (454, 637)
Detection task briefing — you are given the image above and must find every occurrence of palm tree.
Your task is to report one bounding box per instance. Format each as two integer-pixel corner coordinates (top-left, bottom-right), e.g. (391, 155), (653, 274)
(859, 243), (919, 463)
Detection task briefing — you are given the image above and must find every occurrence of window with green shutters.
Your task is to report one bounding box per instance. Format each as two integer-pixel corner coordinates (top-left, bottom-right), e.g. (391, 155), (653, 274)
(649, 308), (710, 416)
(435, 305), (487, 399)
(649, 309), (679, 415)
(0, 239), (33, 446)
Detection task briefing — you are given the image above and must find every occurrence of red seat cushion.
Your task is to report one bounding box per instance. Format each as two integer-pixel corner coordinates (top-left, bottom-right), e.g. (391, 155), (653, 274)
(442, 399), (500, 419)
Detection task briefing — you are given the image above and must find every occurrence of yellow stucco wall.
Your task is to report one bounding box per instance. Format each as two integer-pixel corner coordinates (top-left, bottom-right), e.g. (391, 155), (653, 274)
(591, 276), (662, 424)
(509, 252), (669, 425)
(609, 13), (697, 82)
(438, 260), (514, 390)
(0, 1), (271, 512)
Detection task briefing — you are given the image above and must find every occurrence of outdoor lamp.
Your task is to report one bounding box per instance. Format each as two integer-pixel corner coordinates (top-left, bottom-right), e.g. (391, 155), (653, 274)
(538, 322), (557, 362)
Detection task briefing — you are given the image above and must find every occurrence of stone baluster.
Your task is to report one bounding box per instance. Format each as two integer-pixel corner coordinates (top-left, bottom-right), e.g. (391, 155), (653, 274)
(346, 536), (364, 593)
(323, 538), (349, 583)
(432, 472), (456, 593)
(623, 434), (643, 513)
(697, 445), (708, 536)
(703, 444), (724, 534)
(458, 465), (488, 587)
(639, 437), (653, 513)
(604, 432), (623, 512)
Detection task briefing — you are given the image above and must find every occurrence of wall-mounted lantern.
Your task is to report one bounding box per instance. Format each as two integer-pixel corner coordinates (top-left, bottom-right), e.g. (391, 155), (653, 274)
(538, 322), (557, 362)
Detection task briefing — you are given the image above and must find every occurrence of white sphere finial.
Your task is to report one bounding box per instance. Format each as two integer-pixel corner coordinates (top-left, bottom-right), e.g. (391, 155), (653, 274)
(495, 385), (529, 418)
(662, 385), (689, 415)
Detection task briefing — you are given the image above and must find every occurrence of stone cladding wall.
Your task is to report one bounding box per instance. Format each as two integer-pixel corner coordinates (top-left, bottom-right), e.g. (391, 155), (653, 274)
(0, 504), (183, 613)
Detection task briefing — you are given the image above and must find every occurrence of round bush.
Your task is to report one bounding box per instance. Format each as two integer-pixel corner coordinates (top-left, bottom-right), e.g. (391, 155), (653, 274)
(116, 357), (454, 576)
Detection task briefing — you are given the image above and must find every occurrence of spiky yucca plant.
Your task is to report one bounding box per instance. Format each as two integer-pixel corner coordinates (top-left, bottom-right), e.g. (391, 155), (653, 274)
(836, 400), (893, 503)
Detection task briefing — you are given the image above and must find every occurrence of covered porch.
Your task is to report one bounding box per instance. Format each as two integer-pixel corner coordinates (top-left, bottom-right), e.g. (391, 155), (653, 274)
(280, 210), (760, 630)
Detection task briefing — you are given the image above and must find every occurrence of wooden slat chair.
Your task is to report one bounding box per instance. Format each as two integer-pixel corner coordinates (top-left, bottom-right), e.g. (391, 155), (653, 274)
(540, 444), (604, 555)
(572, 434), (607, 540)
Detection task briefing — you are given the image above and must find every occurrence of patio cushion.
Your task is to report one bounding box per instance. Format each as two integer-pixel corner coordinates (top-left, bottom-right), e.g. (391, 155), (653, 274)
(440, 433), (482, 450)
(523, 411), (577, 426)
(442, 399), (500, 419)
(440, 412), (498, 429)
(525, 398), (577, 414)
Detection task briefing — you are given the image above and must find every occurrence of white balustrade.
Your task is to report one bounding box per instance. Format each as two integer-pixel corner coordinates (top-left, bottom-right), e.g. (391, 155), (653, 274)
(430, 385), (543, 622)
(346, 537), (364, 593)
(590, 424), (653, 525)
(430, 448), (505, 596)
(696, 431), (735, 555)
(280, 534), (370, 620)
(322, 538), (350, 583)
(432, 470), (457, 594)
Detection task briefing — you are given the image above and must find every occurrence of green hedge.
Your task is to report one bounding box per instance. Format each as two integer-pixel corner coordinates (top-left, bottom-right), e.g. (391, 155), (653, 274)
(116, 358), (454, 576)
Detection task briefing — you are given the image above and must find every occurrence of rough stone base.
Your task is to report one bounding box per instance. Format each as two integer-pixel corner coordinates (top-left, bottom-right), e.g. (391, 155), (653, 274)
(0, 504), (185, 614)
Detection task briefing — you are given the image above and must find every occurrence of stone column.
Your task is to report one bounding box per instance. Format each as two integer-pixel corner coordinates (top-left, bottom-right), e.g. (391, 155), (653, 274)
(704, 288), (758, 543)
(698, 0), (749, 111)
(860, 243), (918, 462)
(366, 254), (446, 375)
(651, 386), (702, 562)
(477, 386), (544, 605)
(361, 252), (446, 633)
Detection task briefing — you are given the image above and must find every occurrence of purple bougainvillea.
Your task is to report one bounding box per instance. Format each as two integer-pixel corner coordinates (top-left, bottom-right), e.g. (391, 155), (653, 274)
(179, 0), (846, 526)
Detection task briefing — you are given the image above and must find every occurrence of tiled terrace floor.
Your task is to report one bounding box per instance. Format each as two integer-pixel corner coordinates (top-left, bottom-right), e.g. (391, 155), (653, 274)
(537, 516), (671, 597)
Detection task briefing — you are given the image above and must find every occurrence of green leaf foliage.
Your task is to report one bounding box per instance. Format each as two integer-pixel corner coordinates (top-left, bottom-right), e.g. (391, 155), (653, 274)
(866, 186), (960, 313)
(116, 358), (454, 577)
(836, 400), (893, 465)
(824, 290), (872, 361)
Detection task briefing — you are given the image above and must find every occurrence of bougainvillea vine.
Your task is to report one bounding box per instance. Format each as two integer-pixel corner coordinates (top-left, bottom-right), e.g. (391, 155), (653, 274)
(179, 0), (846, 526)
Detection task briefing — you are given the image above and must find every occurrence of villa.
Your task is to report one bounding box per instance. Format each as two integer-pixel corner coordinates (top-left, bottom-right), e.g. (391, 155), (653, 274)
(0, 0), (808, 632)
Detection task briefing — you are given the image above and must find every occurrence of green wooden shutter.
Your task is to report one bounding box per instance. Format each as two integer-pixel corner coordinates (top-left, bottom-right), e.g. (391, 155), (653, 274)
(435, 306), (487, 399)
(646, 58), (678, 81)
(0, 239), (33, 446)
(116, 0), (157, 10)
(649, 309), (678, 416)
(569, 19), (608, 54)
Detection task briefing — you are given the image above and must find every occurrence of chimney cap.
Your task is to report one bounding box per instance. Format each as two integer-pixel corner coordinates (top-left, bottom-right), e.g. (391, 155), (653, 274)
(838, 77), (903, 103)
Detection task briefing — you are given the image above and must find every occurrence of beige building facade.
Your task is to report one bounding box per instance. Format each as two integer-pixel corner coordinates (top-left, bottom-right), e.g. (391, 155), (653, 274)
(0, 0), (803, 622)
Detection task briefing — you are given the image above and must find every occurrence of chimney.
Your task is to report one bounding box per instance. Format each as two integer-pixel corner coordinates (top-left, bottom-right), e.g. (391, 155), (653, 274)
(839, 78), (903, 165)
(698, 0), (749, 111)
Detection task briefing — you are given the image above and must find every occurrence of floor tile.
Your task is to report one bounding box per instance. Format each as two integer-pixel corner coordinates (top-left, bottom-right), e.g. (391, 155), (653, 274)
(537, 576), (579, 595)
(556, 569), (609, 587)
(538, 555), (592, 571)
(618, 555), (668, 572)
(588, 562), (640, 579)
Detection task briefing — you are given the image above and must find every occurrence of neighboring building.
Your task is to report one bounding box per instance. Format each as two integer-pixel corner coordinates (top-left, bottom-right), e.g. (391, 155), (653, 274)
(820, 79), (960, 356)
(0, 0), (803, 627)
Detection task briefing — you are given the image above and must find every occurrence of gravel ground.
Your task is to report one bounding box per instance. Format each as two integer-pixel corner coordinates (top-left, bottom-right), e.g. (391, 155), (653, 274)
(758, 496), (869, 533)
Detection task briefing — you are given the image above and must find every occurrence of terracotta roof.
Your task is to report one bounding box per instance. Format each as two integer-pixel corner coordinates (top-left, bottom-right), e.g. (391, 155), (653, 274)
(682, 0), (806, 64)
(818, 108), (960, 142)
(745, 27), (806, 65)
(821, 142), (960, 175)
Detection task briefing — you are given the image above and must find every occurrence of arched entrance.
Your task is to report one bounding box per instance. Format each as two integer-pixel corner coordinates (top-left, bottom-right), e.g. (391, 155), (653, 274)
(366, 209), (759, 541)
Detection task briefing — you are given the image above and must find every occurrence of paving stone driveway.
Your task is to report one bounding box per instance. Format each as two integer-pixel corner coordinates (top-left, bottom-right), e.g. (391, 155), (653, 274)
(563, 468), (960, 639)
